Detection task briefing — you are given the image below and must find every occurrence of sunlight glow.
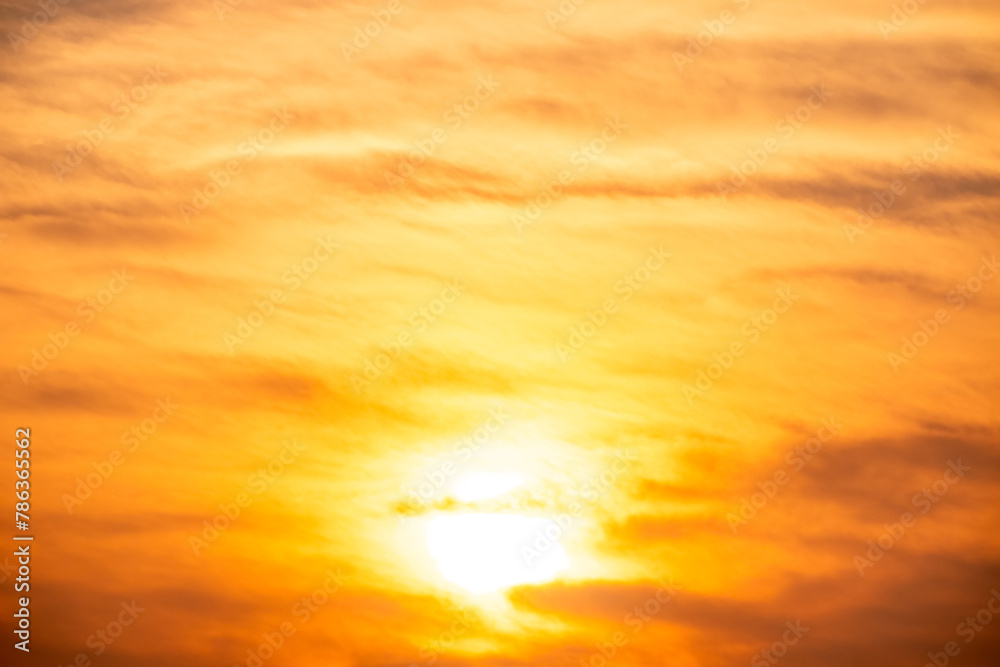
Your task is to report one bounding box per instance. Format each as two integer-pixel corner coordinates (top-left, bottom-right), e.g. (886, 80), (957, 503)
(425, 513), (569, 594)
(451, 472), (526, 502)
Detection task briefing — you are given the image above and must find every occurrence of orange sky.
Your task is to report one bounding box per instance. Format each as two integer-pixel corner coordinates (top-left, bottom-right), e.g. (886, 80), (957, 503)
(2, 0), (1000, 665)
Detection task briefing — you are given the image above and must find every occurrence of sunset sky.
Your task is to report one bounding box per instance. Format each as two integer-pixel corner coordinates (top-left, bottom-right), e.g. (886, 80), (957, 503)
(2, 0), (1000, 665)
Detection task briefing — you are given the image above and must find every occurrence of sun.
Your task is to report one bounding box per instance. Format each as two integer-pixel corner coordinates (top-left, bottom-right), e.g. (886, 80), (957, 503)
(421, 471), (569, 594)
(425, 512), (569, 594)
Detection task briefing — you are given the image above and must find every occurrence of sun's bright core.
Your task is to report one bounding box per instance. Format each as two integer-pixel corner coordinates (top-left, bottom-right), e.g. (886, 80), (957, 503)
(425, 513), (569, 594)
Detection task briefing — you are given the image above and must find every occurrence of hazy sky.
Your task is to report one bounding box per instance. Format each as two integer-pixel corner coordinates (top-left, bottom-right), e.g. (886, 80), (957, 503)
(2, 0), (999, 666)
